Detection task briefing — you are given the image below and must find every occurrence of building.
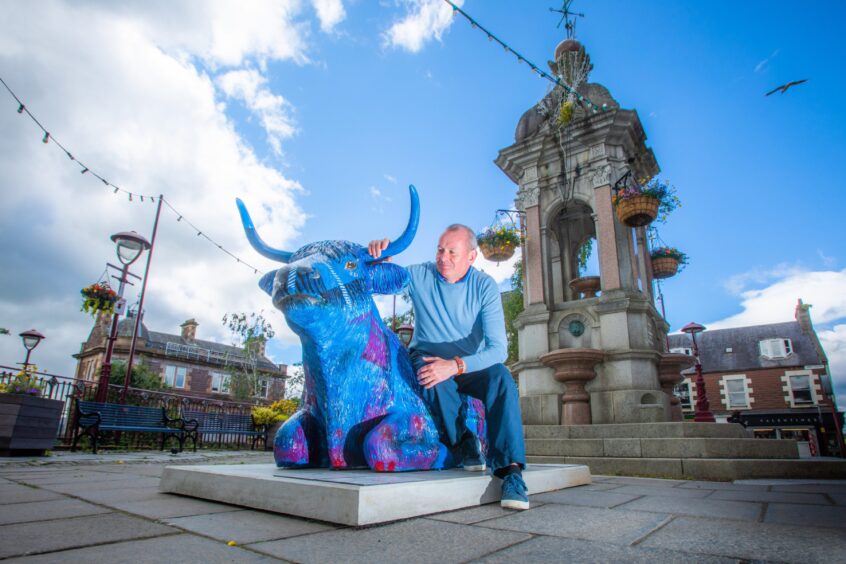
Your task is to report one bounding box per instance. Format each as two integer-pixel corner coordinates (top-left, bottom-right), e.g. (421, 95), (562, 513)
(668, 300), (843, 457)
(73, 311), (287, 402)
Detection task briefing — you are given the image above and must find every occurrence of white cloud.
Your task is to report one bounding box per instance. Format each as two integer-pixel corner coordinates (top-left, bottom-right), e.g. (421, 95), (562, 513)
(475, 250), (521, 286)
(722, 262), (804, 296)
(817, 249), (837, 268)
(0, 2), (317, 376)
(217, 69), (297, 155)
(311, 0), (346, 32)
(819, 324), (846, 407)
(383, 0), (462, 53)
(383, 174), (397, 184)
(370, 186), (383, 198)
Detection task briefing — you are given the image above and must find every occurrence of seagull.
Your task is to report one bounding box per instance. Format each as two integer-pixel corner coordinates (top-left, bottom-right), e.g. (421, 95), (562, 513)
(765, 79), (808, 96)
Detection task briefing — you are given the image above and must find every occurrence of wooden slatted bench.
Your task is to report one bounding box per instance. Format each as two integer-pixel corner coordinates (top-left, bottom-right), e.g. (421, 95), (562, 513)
(181, 410), (268, 451)
(71, 400), (187, 454)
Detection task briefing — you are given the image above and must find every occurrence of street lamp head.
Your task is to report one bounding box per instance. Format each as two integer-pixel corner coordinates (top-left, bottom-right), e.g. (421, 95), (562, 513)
(397, 324), (415, 347)
(680, 322), (706, 335)
(111, 231), (151, 266)
(19, 329), (45, 351)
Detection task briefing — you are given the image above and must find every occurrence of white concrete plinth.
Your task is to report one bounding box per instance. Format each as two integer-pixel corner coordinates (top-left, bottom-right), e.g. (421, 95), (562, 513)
(160, 463), (591, 526)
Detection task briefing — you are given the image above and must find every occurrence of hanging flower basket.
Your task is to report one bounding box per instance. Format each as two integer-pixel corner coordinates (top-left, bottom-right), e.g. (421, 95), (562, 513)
(80, 282), (118, 317)
(650, 247), (689, 279)
(477, 226), (521, 264)
(612, 178), (681, 228)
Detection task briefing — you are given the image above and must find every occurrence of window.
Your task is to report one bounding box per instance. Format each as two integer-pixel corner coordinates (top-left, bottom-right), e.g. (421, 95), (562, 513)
(164, 365), (187, 388)
(256, 378), (269, 399)
(670, 347), (693, 356)
(673, 381), (692, 410)
(724, 376), (749, 408)
(759, 338), (792, 359)
(210, 372), (230, 394)
(789, 374), (814, 405)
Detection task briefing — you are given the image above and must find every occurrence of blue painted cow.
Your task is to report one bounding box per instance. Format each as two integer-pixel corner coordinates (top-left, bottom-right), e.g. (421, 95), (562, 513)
(236, 186), (484, 471)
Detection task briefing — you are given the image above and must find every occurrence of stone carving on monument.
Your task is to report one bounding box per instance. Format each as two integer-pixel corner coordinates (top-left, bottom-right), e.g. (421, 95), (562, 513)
(496, 36), (675, 427)
(236, 186), (486, 471)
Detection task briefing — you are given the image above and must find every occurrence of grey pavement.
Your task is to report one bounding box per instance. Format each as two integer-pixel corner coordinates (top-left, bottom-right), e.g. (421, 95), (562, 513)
(0, 450), (844, 563)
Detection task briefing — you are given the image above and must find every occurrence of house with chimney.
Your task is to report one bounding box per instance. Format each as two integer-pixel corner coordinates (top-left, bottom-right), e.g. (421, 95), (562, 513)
(668, 300), (843, 458)
(73, 312), (287, 402)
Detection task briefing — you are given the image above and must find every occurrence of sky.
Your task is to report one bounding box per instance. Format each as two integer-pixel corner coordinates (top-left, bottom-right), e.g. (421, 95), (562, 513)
(1, 1), (845, 405)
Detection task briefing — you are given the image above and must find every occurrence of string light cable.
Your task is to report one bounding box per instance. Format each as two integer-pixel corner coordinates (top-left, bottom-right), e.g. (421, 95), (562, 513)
(1, 75), (263, 276)
(442, 0), (609, 114)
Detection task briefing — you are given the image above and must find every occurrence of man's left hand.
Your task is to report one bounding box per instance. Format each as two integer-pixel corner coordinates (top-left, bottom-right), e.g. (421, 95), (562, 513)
(417, 356), (458, 389)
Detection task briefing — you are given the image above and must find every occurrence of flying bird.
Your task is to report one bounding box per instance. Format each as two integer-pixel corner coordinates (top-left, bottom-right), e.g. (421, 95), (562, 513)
(765, 79), (808, 96)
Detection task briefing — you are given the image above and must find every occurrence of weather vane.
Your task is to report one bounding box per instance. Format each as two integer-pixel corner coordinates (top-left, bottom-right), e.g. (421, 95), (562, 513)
(550, 0), (584, 39)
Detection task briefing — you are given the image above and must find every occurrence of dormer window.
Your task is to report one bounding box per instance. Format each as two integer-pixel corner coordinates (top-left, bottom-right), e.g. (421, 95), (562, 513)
(670, 347), (693, 356)
(759, 338), (792, 359)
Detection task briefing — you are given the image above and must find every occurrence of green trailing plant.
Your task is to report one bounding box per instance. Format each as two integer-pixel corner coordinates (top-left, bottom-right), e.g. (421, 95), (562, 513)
(612, 177), (681, 223)
(80, 282), (118, 316)
(502, 260), (525, 366)
(557, 100), (574, 126)
(477, 225), (521, 248)
(577, 239), (593, 274)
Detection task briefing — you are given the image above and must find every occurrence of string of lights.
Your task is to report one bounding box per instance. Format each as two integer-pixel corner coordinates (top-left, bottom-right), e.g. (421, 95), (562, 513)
(1, 76), (263, 276)
(443, 0), (608, 114)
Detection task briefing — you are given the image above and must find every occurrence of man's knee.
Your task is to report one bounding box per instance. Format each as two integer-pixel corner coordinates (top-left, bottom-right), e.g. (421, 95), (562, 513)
(486, 363), (516, 390)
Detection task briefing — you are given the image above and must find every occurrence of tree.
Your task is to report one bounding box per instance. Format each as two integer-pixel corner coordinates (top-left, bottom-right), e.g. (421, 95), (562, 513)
(285, 362), (305, 400)
(110, 360), (166, 391)
(222, 312), (275, 401)
(382, 290), (415, 334)
(502, 260), (525, 366)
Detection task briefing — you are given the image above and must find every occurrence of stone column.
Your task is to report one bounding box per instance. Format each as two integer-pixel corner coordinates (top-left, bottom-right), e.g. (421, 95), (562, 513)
(658, 353), (695, 422)
(635, 227), (652, 300)
(592, 179), (621, 291)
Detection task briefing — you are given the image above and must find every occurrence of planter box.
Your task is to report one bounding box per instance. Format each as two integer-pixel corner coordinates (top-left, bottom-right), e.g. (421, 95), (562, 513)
(0, 395), (63, 456)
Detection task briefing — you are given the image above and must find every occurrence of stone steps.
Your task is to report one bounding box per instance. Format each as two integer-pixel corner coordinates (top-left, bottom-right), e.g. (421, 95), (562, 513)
(526, 455), (846, 481)
(521, 422), (846, 480)
(525, 437), (799, 459)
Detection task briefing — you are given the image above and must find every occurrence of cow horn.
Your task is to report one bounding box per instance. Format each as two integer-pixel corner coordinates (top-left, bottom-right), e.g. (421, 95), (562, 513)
(378, 185), (420, 260)
(235, 198), (293, 263)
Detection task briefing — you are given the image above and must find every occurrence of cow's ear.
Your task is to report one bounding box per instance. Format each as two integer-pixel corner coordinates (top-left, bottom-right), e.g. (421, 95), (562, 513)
(259, 270), (277, 296)
(369, 263), (409, 295)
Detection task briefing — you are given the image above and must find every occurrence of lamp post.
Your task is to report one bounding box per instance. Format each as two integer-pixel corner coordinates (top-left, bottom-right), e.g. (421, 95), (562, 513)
(19, 329), (45, 372)
(681, 322), (715, 423)
(95, 231), (151, 402)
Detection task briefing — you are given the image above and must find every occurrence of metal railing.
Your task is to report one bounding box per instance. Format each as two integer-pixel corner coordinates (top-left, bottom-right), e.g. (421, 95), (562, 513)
(1, 365), (269, 450)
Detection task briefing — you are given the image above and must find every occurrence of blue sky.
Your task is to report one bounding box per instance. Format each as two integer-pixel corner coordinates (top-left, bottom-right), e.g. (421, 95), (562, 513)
(1, 1), (845, 403)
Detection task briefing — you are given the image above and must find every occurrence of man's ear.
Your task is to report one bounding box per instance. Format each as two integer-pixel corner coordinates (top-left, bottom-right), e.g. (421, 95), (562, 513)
(369, 263), (410, 295)
(259, 270), (277, 296)
(469, 249), (478, 265)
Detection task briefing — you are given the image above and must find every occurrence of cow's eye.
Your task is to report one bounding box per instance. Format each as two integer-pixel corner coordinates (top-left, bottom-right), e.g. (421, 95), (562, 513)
(345, 260), (357, 270)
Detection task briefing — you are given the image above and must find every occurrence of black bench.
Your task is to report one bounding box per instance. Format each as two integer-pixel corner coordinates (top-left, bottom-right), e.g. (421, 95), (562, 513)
(71, 400), (187, 454)
(181, 410), (268, 451)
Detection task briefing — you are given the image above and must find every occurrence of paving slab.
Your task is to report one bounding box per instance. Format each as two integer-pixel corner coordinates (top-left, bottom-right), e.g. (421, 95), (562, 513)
(2, 533), (277, 563)
(248, 517), (531, 563)
(165, 508), (335, 543)
(770, 483), (846, 493)
(531, 487), (640, 508)
(708, 489), (831, 505)
(0, 498), (111, 525)
(0, 513), (177, 559)
(15, 470), (136, 486)
(161, 462), (590, 526)
(616, 495), (763, 521)
(610, 484), (713, 498)
(763, 502), (846, 528)
(0, 484), (66, 504)
(600, 476), (688, 487)
(477, 503), (670, 545)
(107, 495), (243, 519)
(831, 493), (846, 505)
(676, 480), (769, 491)
(425, 502), (546, 525)
(70, 486), (167, 504)
(475, 534), (737, 563)
(41, 476), (162, 494)
(639, 515), (846, 563)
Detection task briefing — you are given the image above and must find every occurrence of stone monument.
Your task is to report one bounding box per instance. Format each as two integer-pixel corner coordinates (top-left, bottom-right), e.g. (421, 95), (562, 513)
(496, 38), (680, 426)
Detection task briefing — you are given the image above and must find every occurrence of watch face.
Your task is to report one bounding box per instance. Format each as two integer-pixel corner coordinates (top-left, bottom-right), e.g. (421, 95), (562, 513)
(568, 320), (585, 337)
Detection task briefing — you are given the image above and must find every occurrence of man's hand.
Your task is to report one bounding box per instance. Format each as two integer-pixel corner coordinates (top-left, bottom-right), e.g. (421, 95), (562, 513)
(417, 356), (458, 389)
(367, 238), (391, 259)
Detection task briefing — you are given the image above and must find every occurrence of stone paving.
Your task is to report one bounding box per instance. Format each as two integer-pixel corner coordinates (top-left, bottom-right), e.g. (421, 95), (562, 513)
(0, 450), (844, 563)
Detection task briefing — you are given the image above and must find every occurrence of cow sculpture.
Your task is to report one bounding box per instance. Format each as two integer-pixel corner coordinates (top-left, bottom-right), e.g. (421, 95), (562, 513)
(236, 186), (484, 471)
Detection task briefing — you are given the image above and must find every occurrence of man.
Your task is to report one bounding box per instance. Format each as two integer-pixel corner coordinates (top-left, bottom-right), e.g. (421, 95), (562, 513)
(368, 224), (528, 510)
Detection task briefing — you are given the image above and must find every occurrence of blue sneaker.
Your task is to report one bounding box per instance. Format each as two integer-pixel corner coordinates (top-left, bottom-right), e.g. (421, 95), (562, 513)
(457, 433), (486, 472)
(500, 473), (529, 510)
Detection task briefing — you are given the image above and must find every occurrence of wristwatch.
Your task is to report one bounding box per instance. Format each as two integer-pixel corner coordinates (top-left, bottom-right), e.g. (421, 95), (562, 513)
(454, 356), (466, 376)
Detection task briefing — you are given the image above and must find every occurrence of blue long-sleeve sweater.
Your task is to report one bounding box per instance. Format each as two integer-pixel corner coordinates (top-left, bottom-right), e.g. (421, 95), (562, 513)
(405, 262), (508, 373)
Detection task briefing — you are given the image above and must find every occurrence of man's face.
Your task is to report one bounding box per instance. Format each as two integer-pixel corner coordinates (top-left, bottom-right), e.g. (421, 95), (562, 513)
(436, 229), (477, 283)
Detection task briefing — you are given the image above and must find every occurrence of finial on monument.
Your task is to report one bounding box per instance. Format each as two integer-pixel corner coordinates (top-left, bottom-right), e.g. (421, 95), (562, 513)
(550, 0), (584, 40)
